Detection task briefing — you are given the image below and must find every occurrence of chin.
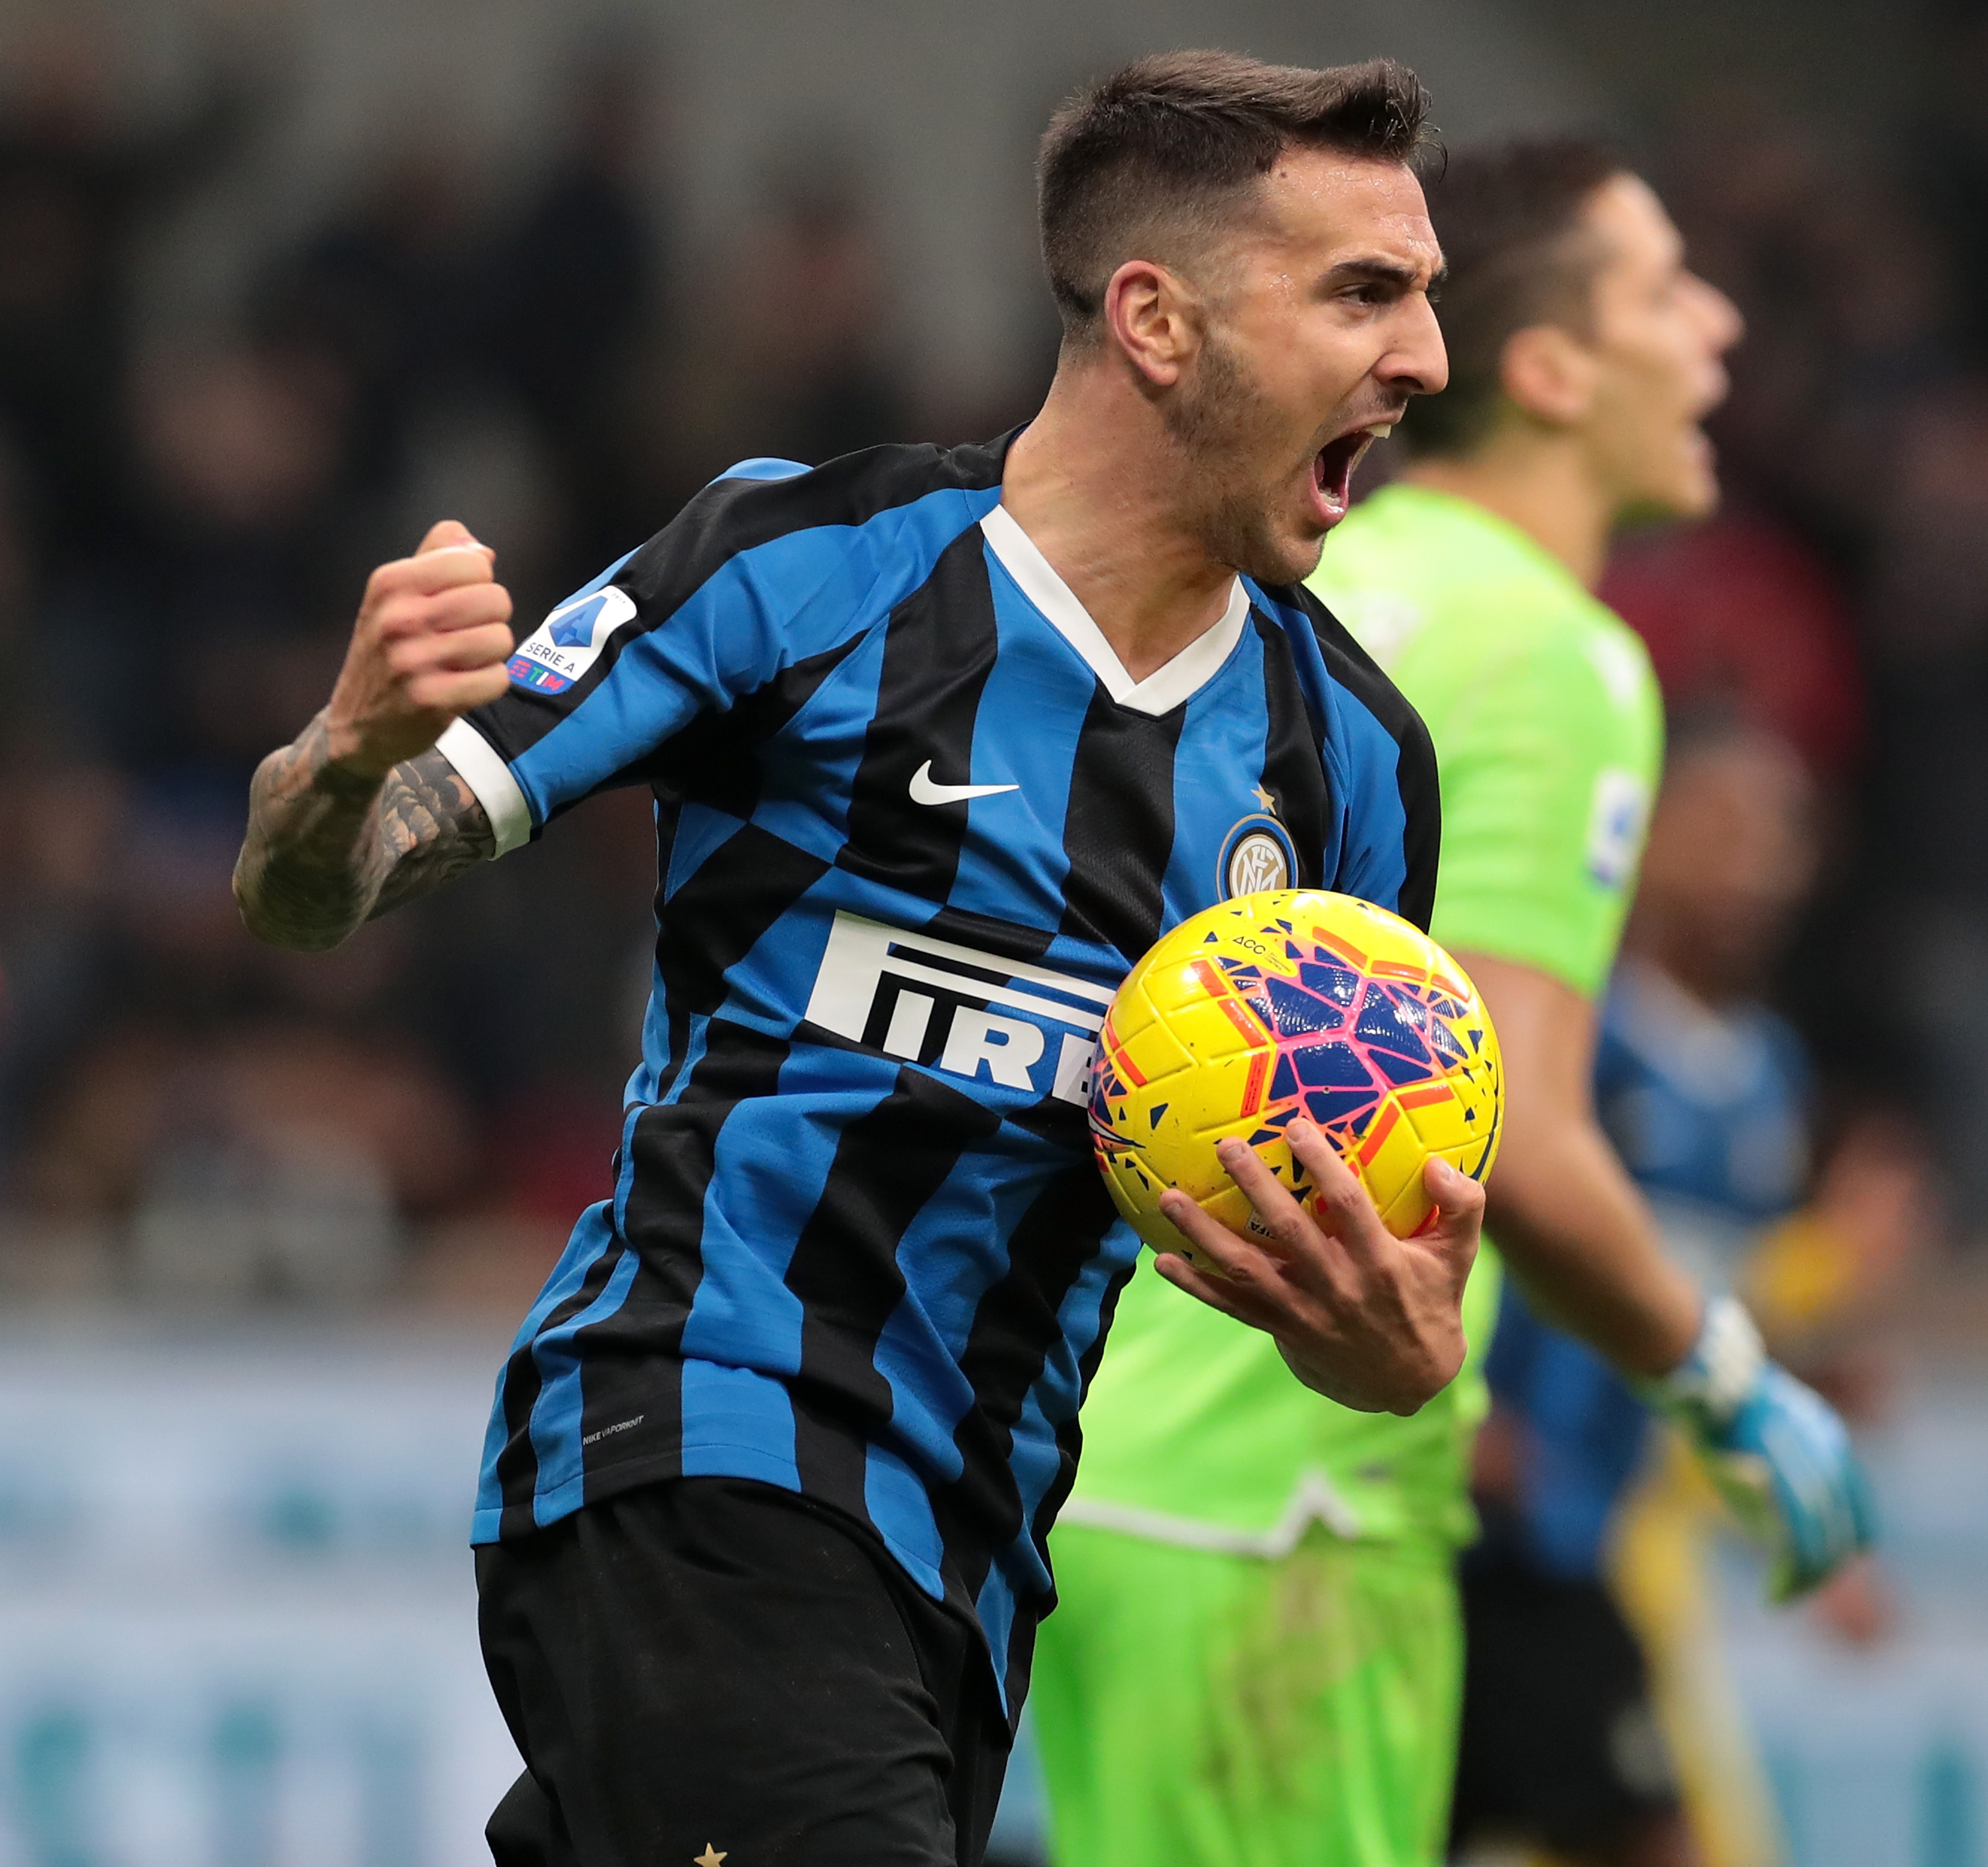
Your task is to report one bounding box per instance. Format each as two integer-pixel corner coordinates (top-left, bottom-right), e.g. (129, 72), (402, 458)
(1623, 467), (1721, 528)
(1204, 498), (1327, 589)
(1665, 462), (1722, 520)
(1246, 532), (1327, 588)
(1667, 433), (1722, 519)
(1616, 429), (1722, 526)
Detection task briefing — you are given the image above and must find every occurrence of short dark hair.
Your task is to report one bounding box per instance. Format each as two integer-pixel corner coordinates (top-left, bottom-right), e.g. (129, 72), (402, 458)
(1398, 136), (1628, 459)
(1037, 50), (1435, 342)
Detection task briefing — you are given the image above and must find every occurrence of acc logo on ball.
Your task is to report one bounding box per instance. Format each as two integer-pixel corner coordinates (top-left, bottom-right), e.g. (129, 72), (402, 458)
(1217, 815), (1296, 899)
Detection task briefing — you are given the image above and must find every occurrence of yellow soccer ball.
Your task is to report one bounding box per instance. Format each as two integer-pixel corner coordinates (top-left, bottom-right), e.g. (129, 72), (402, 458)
(1088, 889), (1502, 1267)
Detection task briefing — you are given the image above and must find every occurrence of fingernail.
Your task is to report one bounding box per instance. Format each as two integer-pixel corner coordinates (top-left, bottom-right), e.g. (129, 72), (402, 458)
(1288, 1116), (1313, 1139)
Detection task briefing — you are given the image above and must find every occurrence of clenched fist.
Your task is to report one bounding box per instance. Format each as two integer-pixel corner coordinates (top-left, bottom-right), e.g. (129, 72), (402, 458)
(323, 520), (516, 779)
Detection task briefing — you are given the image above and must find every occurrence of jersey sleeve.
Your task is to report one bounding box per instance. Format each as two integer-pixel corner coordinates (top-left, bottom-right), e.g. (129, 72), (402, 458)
(438, 457), (883, 855)
(1428, 629), (1660, 997)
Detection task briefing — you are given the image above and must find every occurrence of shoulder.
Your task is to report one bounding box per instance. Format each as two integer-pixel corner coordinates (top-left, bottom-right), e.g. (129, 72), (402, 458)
(1419, 596), (1658, 777)
(618, 437), (1007, 614)
(1248, 576), (1433, 758)
(1313, 490), (1647, 701)
(1252, 576), (1441, 927)
(1477, 605), (1648, 719)
(1578, 605), (1662, 718)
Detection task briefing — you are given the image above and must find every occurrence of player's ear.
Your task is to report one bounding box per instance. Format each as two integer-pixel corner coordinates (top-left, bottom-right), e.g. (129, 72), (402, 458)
(1102, 257), (1197, 386)
(1499, 323), (1599, 428)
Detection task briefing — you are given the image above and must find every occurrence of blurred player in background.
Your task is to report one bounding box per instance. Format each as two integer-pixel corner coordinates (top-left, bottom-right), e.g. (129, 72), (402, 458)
(1466, 711), (1915, 1867)
(1457, 715), (1817, 1866)
(233, 52), (1487, 1867)
(1031, 139), (1870, 1867)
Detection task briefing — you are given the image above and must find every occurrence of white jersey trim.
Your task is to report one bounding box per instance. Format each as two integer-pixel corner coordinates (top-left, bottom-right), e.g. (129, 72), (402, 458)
(1057, 1467), (1364, 1557)
(979, 504), (1250, 718)
(435, 718), (533, 858)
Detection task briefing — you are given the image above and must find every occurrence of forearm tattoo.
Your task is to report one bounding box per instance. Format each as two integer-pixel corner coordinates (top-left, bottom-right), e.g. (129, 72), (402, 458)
(372, 747), (496, 915)
(234, 712), (494, 950)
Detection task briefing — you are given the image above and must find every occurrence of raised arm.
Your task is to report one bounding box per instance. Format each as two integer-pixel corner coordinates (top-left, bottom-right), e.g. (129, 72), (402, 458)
(235, 521), (514, 951)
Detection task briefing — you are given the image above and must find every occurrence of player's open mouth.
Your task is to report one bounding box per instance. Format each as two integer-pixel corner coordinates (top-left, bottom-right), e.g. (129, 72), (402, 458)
(1311, 424), (1392, 524)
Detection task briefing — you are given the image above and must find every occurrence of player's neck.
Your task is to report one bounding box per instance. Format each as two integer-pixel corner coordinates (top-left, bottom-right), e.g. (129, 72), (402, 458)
(1400, 430), (1615, 590)
(999, 372), (1241, 683)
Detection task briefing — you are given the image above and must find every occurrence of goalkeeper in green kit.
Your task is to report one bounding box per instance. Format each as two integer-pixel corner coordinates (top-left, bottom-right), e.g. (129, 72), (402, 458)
(1032, 139), (1873, 1867)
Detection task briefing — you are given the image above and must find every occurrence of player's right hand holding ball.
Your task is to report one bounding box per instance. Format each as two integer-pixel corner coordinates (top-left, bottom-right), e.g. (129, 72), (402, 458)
(1639, 1294), (1875, 1599)
(323, 519), (515, 777)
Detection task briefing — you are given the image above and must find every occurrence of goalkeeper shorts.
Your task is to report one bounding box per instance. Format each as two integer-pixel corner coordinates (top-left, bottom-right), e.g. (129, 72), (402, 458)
(1032, 1522), (1462, 1867)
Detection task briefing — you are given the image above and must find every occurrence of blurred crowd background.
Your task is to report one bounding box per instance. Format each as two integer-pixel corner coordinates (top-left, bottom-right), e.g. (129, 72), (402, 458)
(0, 0), (1980, 1325)
(1, 0), (1987, 1859)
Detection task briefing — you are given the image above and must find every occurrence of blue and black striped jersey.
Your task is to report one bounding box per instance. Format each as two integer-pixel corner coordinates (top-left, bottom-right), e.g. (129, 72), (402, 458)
(445, 434), (1439, 1712)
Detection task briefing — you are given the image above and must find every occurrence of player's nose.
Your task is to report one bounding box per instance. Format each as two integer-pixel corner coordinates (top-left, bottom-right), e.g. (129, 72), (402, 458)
(1688, 270), (1745, 356)
(1382, 295), (1449, 398)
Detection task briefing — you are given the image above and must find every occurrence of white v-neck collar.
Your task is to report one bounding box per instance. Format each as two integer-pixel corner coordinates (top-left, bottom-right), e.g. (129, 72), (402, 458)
(979, 504), (1250, 717)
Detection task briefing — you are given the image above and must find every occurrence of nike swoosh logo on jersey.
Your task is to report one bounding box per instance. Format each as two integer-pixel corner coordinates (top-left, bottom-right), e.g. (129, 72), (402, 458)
(908, 760), (1019, 805)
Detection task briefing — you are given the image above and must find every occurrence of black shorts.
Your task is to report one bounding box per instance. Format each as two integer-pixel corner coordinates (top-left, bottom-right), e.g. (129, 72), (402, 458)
(476, 1477), (1013, 1867)
(1449, 1548), (1681, 1857)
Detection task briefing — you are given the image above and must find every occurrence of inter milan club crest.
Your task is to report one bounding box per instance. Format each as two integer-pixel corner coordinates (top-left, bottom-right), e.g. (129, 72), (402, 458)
(1218, 812), (1297, 899)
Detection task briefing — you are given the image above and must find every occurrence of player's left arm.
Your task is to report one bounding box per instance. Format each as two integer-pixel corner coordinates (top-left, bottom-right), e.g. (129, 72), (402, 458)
(1461, 952), (1700, 1369)
(1464, 950), (1874, 1597)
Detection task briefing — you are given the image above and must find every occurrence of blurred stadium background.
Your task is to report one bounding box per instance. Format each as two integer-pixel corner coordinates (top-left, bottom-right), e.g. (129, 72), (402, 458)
(1, 0), (1987, 1860)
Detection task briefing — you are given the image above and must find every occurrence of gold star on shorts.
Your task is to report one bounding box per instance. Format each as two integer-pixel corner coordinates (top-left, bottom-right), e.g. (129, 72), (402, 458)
(694, 1848), (727, 1867)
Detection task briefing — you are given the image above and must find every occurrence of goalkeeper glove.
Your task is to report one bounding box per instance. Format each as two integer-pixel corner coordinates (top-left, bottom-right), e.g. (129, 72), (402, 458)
(1641, 1293), (1876, 1601)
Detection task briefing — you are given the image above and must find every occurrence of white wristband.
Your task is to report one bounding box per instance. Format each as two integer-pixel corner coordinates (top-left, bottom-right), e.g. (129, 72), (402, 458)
(1641, 1292), (1765, 1431)
(435, 718), (532, 858)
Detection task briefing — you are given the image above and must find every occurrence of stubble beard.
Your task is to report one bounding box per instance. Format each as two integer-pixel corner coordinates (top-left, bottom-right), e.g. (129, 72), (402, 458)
(1162, 326), (1323, 588)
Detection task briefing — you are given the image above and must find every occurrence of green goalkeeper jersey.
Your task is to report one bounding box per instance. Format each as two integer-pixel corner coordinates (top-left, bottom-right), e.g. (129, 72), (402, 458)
(1062, 482), (1663, 1555)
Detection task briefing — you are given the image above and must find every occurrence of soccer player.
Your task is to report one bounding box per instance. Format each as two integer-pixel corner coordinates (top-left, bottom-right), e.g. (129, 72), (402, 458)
(1492, 713), (1897, 1867)
(1453, 714), (1828, 1867)
(1032, 139), (1871, 1867)
(233, 52), (1484, 1867)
